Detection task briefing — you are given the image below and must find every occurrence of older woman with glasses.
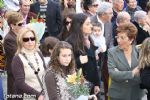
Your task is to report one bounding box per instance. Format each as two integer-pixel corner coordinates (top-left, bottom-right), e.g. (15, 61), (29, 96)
(108, 22), (144, 100)
(3, 11), (24, 96)
(11, 27), (46, 100)
(83, 0), (99, 16)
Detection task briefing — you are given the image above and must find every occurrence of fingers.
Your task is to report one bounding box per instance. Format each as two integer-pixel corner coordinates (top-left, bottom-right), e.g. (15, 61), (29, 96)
(79, 55), (88, 64)
(88, 95), (97, 100)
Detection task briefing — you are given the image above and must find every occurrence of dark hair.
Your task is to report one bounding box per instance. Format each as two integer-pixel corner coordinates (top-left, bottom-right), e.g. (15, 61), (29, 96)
(40, 36), (59, 57)
(58, 13), (74, 41)
(50, 41), (75, 75)
(83, 0), (96, 10)
(116, 22), (137, 40)
(92, 22), (102, 29)
(66, 13), (88, 54)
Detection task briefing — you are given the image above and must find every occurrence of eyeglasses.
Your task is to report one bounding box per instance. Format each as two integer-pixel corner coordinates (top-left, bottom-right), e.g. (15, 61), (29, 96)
(14, 22), (24, 27)
(65, 21), (72, 25)
(92, 4), (99, 7)
(22, 37), (36, 42)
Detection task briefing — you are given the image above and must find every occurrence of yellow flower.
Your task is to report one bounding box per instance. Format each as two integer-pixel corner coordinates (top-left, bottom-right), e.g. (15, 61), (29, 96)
(66, 72), (77, 84)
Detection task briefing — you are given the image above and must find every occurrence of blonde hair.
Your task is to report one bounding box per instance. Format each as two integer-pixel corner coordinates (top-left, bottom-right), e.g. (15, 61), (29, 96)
(138, 37), (150, 69)
(16, 27), (38, 54)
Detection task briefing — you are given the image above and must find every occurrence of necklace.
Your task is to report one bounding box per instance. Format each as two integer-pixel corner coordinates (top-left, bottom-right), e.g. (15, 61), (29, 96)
(21, 52), (40, 75)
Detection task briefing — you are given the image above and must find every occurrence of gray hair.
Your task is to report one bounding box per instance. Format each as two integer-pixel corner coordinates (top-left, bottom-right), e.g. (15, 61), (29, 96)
(134, 11), (147, 22)
(97, 2), (112, 16)
(117, 11), (131, 24)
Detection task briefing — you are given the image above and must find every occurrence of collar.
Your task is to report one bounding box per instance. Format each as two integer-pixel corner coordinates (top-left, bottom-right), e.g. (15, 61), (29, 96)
(96, 15), (104, 25)
(21, 47), (36, 55)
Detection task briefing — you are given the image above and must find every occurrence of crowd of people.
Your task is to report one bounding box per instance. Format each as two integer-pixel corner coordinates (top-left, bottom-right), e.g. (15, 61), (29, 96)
(0, 0), (150, 100)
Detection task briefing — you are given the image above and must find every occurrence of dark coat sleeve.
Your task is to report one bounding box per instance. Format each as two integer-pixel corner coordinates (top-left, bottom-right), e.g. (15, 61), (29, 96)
(44, 71), (60, 100)
(46, 1), (62, 36)
(30, 2), (40, 14)
(75, 48), (100, 86)
(55, 2), (62, 35)
(66, 38), (100, 87)
(4, 35), (17, 61)
(11, 55), (41, 98)
(3, 33), (17, 74)
(140, 67), (150, 89)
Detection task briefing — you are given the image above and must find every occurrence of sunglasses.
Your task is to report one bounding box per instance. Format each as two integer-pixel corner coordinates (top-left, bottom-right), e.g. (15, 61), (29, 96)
(14, 22), (24, 26)
(65, 21), (72, 25)
(23, 37), (36, 42)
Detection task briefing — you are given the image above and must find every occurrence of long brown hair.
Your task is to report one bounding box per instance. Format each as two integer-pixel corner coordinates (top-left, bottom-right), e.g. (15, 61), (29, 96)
(66, 13), (88, 55)
(49, 41), (75, 75)
(138, 37), (150, 69)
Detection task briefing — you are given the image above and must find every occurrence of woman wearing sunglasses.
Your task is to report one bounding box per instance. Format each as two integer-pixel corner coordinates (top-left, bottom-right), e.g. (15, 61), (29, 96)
(3, 11), (24, 96)
(83, 0), (99, 16)
(58, 13), (74, 41)
(11, 27), (46, 100)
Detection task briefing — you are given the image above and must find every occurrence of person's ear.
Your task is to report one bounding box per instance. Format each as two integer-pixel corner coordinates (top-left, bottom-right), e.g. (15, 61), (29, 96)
(130, 39), (134, 44)
(10, 24), (15, 30)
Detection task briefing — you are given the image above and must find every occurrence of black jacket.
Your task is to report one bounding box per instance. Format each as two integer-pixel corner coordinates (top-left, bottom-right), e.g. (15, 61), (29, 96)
(67, 38), (100, 87)
(133, 21), (149, 45)
(140, 66), (150, 100)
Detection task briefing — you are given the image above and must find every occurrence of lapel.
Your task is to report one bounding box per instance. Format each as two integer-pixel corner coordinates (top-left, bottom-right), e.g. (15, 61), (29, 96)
(131, 45), (138, 69)
(116, 47), (130, 70)
(115, 45), (138, 70)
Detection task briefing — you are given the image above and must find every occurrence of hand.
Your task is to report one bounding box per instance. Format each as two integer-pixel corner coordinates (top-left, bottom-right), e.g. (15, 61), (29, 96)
(98, 48), (103, 53)
(38, 95), (44, 100)
(94, 86), (100, 95)
(79, 55), (88, 64)
(88, 95), (97, 100)
(64, 0), (68, 7)
(95, 55), (99, 61)
(132, 67), (140, 77)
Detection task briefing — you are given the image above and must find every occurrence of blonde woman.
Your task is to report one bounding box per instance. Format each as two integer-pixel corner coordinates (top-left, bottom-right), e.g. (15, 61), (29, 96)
(139, 37), (150, 100)
(11, 27), (45, 100)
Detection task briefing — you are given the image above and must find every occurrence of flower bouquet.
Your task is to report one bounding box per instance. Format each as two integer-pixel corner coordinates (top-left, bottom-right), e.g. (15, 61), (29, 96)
(66, 69), (89, 99)
(27, 17), (45, 41)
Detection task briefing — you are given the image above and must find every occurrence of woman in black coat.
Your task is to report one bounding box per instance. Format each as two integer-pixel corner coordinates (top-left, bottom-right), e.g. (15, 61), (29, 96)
(139, 37), (150, 100)
(66, 13), (100, 95)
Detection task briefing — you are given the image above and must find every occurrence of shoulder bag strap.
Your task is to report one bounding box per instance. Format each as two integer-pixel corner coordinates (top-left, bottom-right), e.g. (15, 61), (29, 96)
(37, 51), (47, 70)
(21, 53), (44, 90)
